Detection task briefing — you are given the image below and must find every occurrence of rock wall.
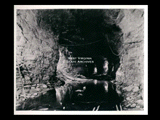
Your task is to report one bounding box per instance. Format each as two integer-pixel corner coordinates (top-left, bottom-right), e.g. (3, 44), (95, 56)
(16, 10), (59, 85)
(116, 9), (144, 110)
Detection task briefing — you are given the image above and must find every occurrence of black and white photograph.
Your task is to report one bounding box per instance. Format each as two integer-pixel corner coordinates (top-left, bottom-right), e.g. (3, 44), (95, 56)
(14, 5), (148, 115)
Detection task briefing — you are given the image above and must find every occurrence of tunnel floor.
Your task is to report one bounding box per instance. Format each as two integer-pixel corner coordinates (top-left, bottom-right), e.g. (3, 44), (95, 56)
(16, 79), (123, 111)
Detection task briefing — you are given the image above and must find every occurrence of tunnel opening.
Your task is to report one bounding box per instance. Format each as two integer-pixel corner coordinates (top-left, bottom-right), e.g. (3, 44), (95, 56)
(16, 8), (145, 112)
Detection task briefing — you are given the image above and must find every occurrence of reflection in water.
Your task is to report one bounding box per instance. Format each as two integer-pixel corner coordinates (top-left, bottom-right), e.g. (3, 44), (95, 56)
(55, 80), (123, 111)
(16, 80), (123, 111)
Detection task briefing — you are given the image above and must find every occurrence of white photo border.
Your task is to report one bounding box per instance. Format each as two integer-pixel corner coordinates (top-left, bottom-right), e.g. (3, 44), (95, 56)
(14, 5), (148, 115)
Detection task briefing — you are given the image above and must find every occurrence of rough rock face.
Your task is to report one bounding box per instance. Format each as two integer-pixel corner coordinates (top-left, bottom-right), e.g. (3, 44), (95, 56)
(16, 10), (59, 85)
(115, 9), (144, 110)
